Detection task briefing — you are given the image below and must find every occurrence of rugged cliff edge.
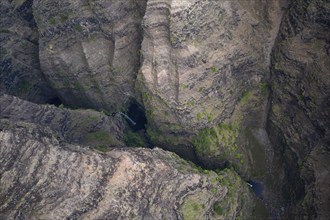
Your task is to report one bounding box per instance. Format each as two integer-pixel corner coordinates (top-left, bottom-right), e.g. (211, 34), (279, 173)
(0, 119), (255, 220)
(0, 94), (126, 148)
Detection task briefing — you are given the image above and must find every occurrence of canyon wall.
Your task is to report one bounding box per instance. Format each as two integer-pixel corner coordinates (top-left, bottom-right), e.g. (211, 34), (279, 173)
(0, 0), (329, 219)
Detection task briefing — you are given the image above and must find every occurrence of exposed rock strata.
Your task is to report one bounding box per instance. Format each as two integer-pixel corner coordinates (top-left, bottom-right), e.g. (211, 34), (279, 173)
(0, 0), (56, 103)
(33, 0), (146, 111)
(0, 94), (126, 148)
(138, 0), (286, 176)
(0, 0), (328, 219)
(268, 0), (330, 218)
(0, 119), (255, 220)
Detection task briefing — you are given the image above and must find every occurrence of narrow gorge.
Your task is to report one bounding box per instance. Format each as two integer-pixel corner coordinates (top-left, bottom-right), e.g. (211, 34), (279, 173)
(0, 0), (329, 219)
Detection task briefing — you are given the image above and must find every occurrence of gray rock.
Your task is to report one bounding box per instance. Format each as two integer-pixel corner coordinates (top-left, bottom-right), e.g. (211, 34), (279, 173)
(33, 0), (147, 111)
(0, 94), (126, 149)
(0, 119), (255, 220)
(0, 0), (56, 103)
(268, 0), (330, 218)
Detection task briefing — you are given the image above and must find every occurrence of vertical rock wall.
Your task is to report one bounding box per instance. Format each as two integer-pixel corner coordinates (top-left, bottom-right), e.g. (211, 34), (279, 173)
(33, 0), (147, 111)
(0, 0), (56, 103)
(138, 0), (286, 176)
(268, 0), (330, 218)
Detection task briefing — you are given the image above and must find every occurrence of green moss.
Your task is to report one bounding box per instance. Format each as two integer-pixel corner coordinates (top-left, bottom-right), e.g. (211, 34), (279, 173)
(259, 82), (269, 95)
(192, 123), (239, 157)
(94, 145), (109, 152)
(188, 100), (195, 107)
(123, 130), (146, 147)
(49, 17), (57, 25)
(182, 84), (187, 90)
(239, 90), (251, 105)
(87, 114), (98, 121)
(211, 177), (218, 183)
(206, 112), (213, 123)
(182, 200), (204, 220)
(146, 126), (188, 150)
(274, 62), (281, 70)
(83, 131), (117, 149)
(211, 65), (219, 73)
(211, 187), (218, 194)
(142, 92), (152, 101)
(197, 112), (203, 121)
(213, 202), (224, 215)
(145, 109), (154, 120)
(74, 23), (83, 32)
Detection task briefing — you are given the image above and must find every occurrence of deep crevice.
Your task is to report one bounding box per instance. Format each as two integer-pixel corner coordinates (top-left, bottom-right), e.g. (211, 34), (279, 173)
(47, 97), (62, 107)
(126, 101), (147, 131)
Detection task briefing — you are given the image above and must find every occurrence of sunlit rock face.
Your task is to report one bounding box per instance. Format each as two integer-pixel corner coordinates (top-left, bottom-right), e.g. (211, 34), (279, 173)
(0, 94), (126, 147)
(0, 119), (255, 220)
(33, 0), (147, 112)
(138, 0), (285, 177)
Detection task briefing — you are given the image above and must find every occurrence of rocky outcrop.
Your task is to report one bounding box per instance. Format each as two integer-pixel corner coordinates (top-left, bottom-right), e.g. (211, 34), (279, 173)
(0, 119), (256, 220)
(268, 0), (330, 218)
(0, 94), (126, 149)
(0, 0), (56, 103)
(138, 0), (286, 175)
(32, 0), (146, 112)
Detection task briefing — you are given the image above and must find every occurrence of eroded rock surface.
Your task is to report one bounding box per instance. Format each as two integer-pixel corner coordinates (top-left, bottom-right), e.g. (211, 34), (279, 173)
(0, 119), (255, 220)
(138, 0), (286, 177)
(0, 94), (126, 148)
(268, 0), (330, 218)
(0, 0), (56, 103)
(33, 0), (146, 111)
(0, 0), (329, 219)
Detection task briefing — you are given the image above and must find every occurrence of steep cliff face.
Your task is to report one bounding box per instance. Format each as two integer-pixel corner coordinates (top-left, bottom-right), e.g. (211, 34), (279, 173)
(33, 0), (146, 111)
(0, 0), (56, 103)
(0, 94), (126, 148)
(138, 0), (286, 175)
(0, 119), (255, 220)
(268, 0), (330, 218)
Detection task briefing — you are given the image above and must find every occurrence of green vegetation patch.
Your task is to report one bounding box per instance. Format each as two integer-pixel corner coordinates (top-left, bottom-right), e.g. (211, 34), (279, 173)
(147, 126), (186, 147)
(181, 199), (204, 220)
(212, 168), (249, 218)
(83, 131), (117, 151)
(213, 202), (224, 215)
(74, 23), (83, 32)
(94, 145), (109, 152)
(192, 123), (239, 157)
(259, 82), (269, 95)
(123, 130), (146, 147)
(211, 65), (219, 73)
(239, 90), (251, 105)
(49, 17), (57, 25)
